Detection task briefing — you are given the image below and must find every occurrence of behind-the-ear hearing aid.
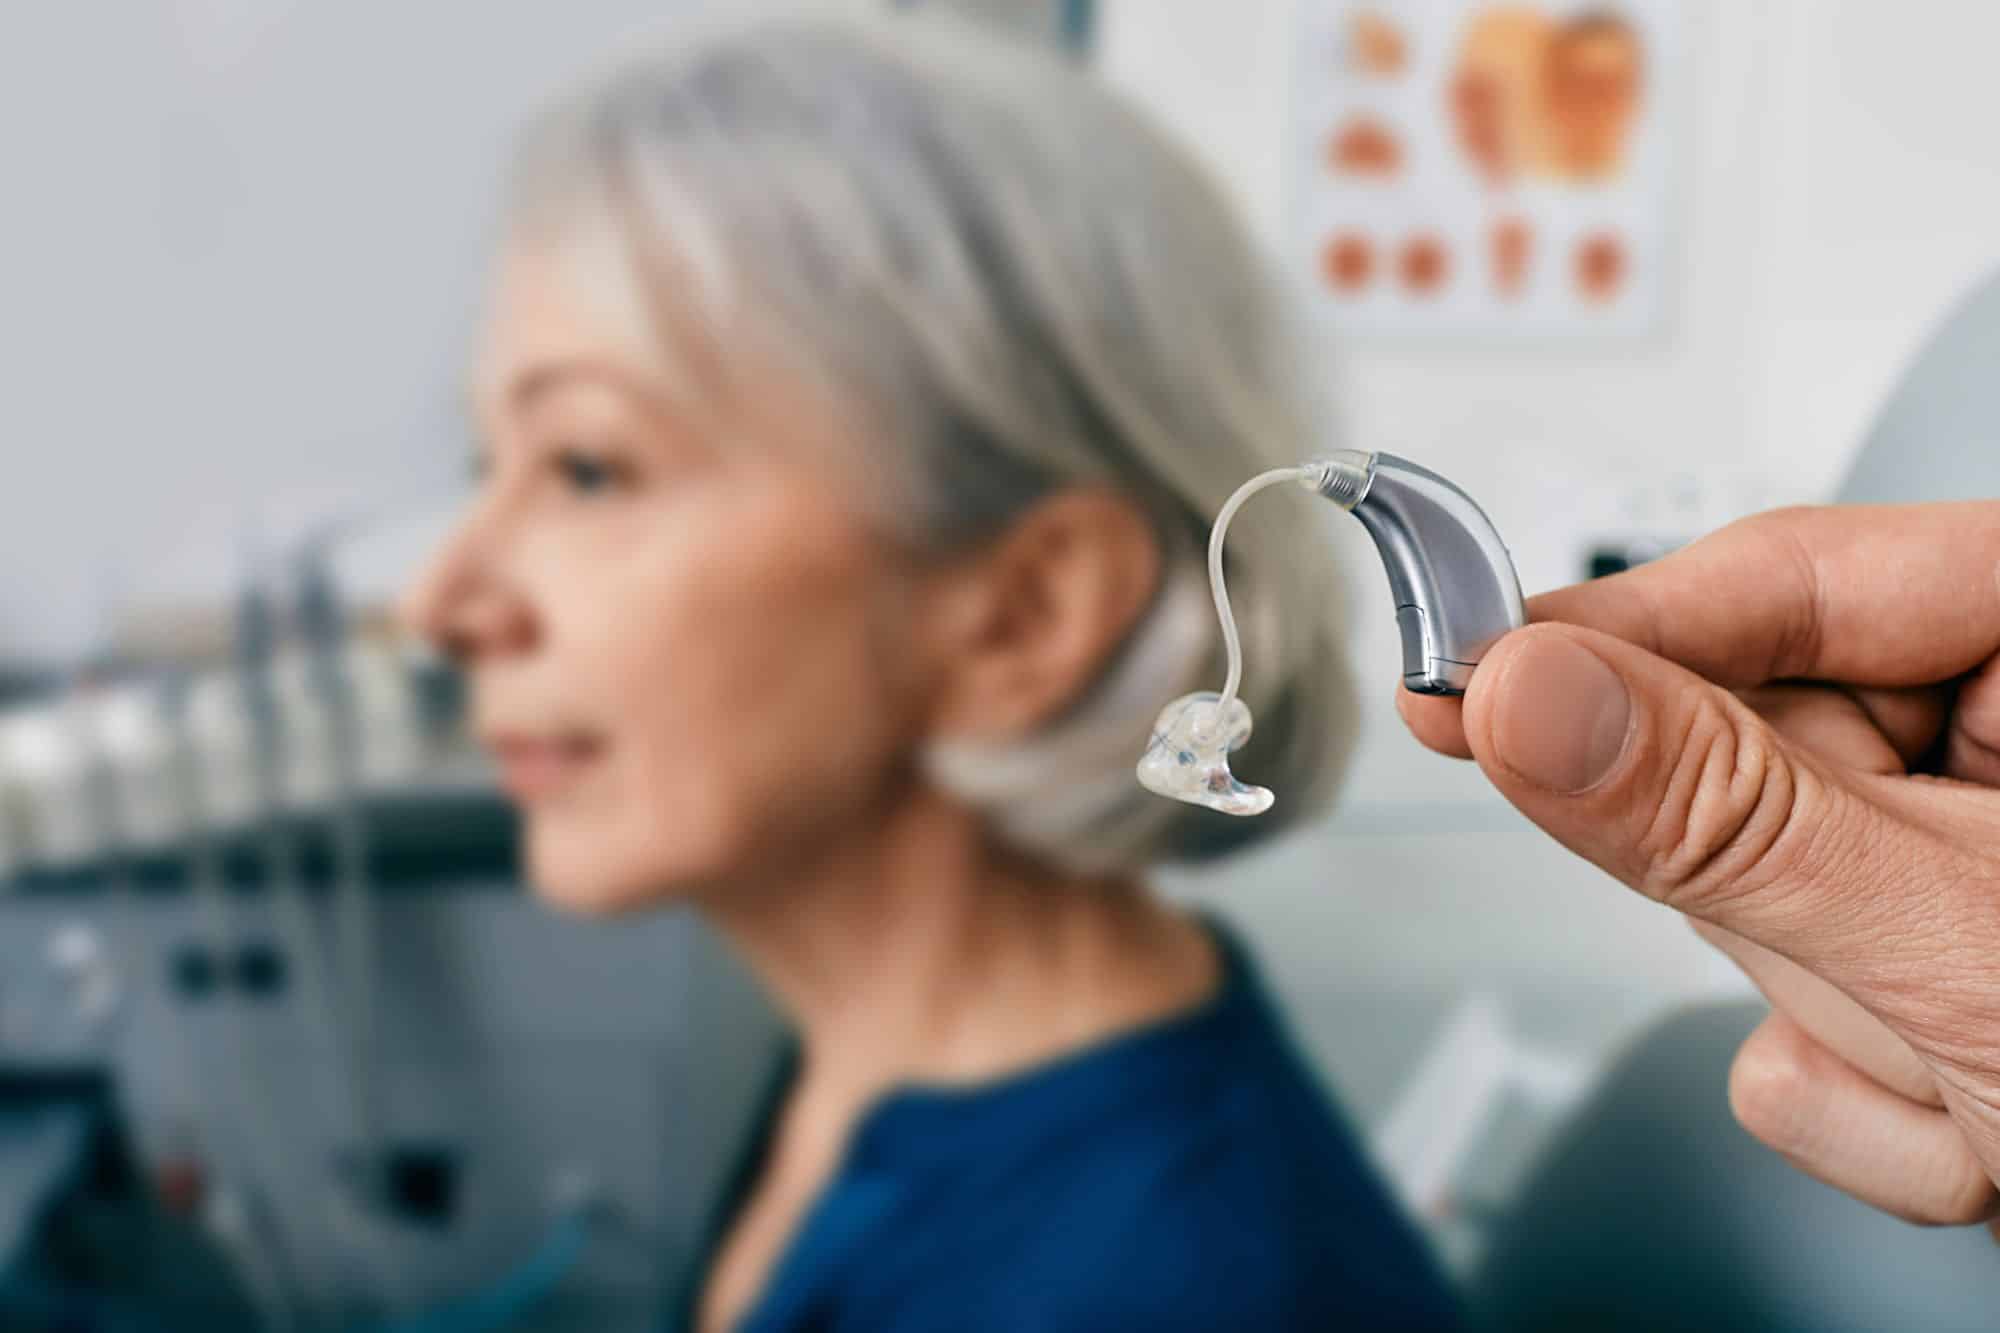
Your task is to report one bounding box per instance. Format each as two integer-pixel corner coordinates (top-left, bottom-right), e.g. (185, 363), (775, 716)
(1309, 450), (1527, 696)
(1137, 450), (1525, 815)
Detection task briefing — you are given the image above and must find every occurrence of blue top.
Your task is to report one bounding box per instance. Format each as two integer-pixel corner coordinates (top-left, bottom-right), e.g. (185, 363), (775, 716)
(674, 925), (1462, 1332)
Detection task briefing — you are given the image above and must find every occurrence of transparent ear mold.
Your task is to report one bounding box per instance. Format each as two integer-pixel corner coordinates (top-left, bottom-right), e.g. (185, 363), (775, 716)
(1135, 464), (1317, 818)
(1135, 691), (1273, 817)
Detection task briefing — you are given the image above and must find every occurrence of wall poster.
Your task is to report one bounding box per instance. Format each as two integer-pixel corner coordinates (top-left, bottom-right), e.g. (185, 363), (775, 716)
(1292, 2), (1674, 338)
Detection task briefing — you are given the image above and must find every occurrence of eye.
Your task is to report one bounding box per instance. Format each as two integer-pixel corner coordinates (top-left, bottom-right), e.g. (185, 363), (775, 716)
(554, 448), (628, 497)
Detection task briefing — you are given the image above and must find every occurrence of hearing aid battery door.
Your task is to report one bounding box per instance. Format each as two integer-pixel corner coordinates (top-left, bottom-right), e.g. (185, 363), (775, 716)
(1354, 453), (1525, 698)
(1394, 603), (1478, 696)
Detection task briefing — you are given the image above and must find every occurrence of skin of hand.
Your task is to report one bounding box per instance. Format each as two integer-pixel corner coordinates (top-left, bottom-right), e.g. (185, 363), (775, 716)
(1398, 503), (2000, 1231)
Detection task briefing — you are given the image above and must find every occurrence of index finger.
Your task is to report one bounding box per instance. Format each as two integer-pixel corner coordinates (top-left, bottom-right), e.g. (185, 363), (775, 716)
(1400, 502), (2000, 758)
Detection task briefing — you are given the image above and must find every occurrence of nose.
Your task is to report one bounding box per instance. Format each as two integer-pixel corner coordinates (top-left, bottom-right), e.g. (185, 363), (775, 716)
(399, 515), (537, 664)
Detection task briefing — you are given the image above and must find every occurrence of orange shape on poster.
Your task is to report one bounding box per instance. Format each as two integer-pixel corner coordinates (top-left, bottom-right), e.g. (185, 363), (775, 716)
(1329, 117), (1403, 177)
(1545, 13), (1644, 180)
(1445, 5), (1645, 185)
(1399, 234), (1451, 297)
(1351, 11), (1408, 76)
(1322, 231), (1376, 293)
(1448, 7), (1550, 185)
(1575, 230), (1626, 302)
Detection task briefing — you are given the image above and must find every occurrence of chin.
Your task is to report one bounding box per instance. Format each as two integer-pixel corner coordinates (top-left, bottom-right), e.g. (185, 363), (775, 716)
(521, 820), (701, 916)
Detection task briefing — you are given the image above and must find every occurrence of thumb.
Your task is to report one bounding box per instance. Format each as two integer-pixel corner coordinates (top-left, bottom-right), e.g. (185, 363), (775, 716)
(1461, 623), (1962, 983)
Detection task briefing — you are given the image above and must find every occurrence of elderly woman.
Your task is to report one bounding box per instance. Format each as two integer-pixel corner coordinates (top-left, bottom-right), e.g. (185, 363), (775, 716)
(404, 13), (1458, 1331)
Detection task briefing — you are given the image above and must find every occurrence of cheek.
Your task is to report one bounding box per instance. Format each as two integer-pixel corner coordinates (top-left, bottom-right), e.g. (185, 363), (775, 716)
(520, 488), (915, 906)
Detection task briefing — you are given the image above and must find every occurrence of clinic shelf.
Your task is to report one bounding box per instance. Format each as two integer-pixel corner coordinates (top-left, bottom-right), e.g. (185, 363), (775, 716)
(0, 786), (520, 897)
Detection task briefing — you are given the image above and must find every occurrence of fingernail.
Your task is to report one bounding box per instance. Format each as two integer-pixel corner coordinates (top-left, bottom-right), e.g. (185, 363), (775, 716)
(1491, 633), (1632, 794)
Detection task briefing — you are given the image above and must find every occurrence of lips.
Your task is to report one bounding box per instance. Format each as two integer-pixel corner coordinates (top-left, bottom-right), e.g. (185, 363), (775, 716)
(485, 732), (606, 802)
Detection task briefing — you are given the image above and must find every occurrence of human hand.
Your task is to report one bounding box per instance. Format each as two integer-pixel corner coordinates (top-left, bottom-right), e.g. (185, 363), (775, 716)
(1398, 503), (2000, 1227)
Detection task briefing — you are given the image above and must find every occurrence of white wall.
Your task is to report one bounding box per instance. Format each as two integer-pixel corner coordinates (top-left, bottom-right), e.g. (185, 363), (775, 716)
(1755, 0), (2000, 479)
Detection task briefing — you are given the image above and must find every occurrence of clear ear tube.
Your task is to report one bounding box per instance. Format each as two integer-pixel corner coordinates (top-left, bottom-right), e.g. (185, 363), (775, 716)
(1138, 452), (1525, 816)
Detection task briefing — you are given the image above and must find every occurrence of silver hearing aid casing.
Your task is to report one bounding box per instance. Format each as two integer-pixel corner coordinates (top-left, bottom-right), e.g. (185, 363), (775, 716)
(1309, 450), (1526, 696)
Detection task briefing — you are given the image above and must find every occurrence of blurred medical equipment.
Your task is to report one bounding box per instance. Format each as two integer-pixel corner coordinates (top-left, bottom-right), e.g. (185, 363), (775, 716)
(1473, 1001), (2000, 1331)
(1835, 267), (2000, 505)
(0, 1068), (267, 1331)
(1369, 992), (1588, 1227)
(1141, 452), (1524, 814)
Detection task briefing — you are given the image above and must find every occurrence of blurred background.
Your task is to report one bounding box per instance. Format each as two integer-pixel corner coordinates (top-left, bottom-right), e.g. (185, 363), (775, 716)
(3, 1), (1997, 1328)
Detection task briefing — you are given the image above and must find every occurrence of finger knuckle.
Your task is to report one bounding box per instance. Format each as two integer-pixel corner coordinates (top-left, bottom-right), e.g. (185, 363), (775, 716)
(1726, 509), (1828, 678)
(1637, 700), (1827, 917)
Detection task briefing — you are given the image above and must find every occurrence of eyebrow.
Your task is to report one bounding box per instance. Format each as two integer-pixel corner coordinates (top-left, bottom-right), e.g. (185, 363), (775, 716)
(507, 360), (651, 414)
(463, 359), (666, 435)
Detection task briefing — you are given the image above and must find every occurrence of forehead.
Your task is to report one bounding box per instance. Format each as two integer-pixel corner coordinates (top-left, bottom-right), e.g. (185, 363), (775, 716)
(464, 231), (886, 495)
(470, 238), (674, 413)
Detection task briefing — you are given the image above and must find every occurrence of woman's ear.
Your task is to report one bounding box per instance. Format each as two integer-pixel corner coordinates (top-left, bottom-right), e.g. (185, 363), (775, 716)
(920, 489), (1163, 744)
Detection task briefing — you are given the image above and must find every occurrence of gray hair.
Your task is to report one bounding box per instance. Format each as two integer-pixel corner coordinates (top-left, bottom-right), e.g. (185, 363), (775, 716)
(503, 10), (1357, 873)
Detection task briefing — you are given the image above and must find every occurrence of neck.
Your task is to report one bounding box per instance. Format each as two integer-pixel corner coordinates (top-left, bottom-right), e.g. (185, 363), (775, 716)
(700, 782), (1218, 1115)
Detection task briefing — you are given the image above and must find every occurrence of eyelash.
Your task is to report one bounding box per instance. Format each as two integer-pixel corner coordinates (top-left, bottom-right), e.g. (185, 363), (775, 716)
(553, 447), (628, 496)
(462, 443), (635, 498)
